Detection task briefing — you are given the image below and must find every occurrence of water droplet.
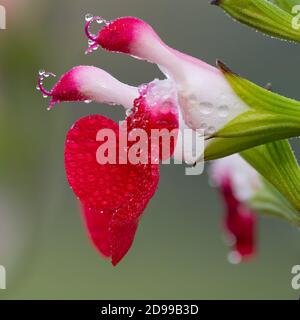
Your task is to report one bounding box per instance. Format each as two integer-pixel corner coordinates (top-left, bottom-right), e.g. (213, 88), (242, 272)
(85, 13), (93, 22)
(36, 85), (40, 91)
(92, 45), (99, 51)
(160, 102), (171, 114)
(218, 105), (229, 118)
(44, 72), (50, 78)
(126, 108), (133, 117)
(39, 69), (45, 76)
(199, 123), (207, 130)
(43, 94), (48, 98)
(96, 18), (104, 24)
(88, 39), (95, 46)
(207, 126), (215, 135)
(199, 102), (214, 115)
(227, 251), (242, 265)
(188, 94), (198, 103)
(84, 100), (92, 104)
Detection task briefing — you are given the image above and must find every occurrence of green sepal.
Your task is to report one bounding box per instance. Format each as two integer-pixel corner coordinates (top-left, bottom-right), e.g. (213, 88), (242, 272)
(212, 0), (300, 42)
(204, 61), (300, 160)
(241, 139), (300, 219)
(249, 178), (300, 227)
(272, 0), (300, 12)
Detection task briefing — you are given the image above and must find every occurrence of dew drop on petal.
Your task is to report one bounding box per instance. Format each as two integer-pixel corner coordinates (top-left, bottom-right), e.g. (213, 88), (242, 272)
(207, 126), (215, 135)
(96, 18), (104, 24)
(126, 108), (133, 117)
(199, 102), (214, 115)
(199, 123), (207, 130)
(218, 105), (229, 118)
(39, 69), (45, 76)
(84, 100), (92, 104)
(43, 94), (48, 98)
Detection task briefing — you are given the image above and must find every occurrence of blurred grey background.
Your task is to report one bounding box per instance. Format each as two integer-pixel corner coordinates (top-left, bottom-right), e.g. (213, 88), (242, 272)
(0, 0), (299, 299)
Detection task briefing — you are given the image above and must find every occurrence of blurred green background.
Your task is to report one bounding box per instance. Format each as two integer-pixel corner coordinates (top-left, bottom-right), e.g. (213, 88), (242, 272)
(0, 0), (300, 300)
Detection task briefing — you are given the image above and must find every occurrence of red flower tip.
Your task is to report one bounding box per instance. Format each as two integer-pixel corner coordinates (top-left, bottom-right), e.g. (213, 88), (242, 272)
(37, 67), (90, 110)
(85, 16), (158, 59)
(221, 176), (256, 263)
(37, 66), (138, 110)
(97, 17), (147, 54)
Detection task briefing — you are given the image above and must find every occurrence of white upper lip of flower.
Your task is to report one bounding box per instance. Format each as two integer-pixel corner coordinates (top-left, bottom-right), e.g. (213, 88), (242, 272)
(176, 66), (249, 136)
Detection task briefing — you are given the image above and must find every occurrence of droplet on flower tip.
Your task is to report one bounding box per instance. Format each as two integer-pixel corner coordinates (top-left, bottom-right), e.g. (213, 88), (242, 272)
(85, 13), (93, 22)
(92, 45), (99, 51)
(84, 100), (92, 104)
(44, 73), (50, 78)
(227, 251), (242, 265)
(88, 39), (95, 46)
(96, 18), (104, 24)
(39, 69), (45, 76)
(43, 94), (48, 98)
(36, 85), (40, 91)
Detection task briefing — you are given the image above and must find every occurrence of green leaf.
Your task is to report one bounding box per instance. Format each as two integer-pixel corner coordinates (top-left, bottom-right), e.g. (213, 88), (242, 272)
(241, 139), (300, 218)
(204, 61), (300, 160)
(211, 0), (300, 42)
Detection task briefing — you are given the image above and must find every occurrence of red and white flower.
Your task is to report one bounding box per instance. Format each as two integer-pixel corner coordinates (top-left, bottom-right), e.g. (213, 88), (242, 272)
(37, 14), (289, 266)
(210, 154), (262, 263)
(38, 67), (179, 265)
(86, 16), (249, 143)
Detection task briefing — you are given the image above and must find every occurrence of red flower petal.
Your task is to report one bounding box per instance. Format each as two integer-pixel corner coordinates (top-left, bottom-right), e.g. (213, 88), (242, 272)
(96, 17), (147, 55)
(127, 83), (179, 161)
(65, 114), (159, 265)
(220, 176), (257, 261)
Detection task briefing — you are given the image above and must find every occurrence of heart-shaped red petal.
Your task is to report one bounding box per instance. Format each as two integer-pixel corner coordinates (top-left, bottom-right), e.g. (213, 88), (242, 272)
(65, 114), (159, 265)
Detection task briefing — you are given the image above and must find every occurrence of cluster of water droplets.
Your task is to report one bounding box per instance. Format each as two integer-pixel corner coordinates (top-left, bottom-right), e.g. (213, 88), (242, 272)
(84, 14), (108, 55)
(36, 70), (56, 109)
(179, 90), (236, 136)
(140, 79), (179, 116)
